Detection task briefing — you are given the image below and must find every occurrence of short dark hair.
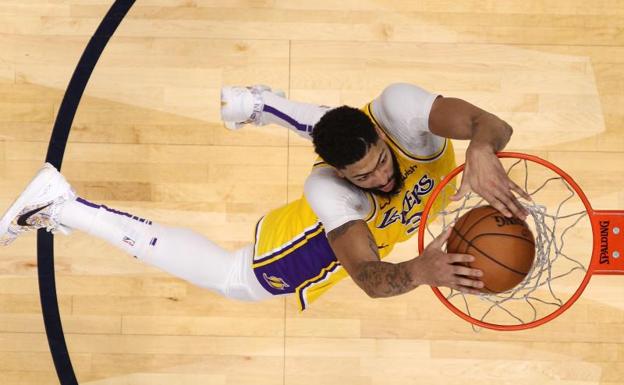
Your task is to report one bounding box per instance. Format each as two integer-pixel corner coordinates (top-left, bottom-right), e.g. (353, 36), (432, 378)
(311, 106), (379, 169)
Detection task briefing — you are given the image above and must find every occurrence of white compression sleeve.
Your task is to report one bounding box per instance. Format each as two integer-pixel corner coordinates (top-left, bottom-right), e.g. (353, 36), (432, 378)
(58, 197), (271, 301)
(259, 91), (331, 140)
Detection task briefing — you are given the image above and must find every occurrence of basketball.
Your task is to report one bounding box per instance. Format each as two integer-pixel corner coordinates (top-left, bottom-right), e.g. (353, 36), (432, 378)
(447, 205), (536, 293)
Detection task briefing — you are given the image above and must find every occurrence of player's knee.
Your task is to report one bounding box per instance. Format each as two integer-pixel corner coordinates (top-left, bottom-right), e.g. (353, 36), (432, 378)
(223, 284), (262, 302)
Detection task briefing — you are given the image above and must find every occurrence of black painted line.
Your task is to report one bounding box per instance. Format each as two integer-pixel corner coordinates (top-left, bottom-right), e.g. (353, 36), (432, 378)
(38, 2), (135, 385)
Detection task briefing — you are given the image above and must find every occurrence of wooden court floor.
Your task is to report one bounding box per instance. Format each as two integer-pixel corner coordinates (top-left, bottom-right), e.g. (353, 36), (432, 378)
(0, 1), (622, 384)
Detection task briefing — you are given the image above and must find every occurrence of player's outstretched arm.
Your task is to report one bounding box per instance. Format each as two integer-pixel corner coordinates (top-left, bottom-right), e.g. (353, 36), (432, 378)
(429, 97), (531, 219)
(327, 220), (484, 298)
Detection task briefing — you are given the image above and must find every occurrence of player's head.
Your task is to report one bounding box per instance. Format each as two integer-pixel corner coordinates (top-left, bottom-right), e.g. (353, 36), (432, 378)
(312, 106), (403, 196)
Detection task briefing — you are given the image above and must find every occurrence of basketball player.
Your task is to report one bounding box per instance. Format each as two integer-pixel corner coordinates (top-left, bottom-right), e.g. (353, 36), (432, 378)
(0, 83), (529, 310)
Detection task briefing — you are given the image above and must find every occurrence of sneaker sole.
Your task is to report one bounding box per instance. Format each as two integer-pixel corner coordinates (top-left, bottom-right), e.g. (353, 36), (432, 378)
(0, 163), (60, 238)
(224, 120), (243, 130)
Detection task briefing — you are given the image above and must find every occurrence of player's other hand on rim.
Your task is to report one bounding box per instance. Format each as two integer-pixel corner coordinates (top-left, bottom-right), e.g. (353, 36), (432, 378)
(412, 228), (484, 295)
(450, 143), (531, 220)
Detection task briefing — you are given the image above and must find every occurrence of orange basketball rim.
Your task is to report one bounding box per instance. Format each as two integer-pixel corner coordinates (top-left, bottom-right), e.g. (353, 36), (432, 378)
(418, 152), (624, 331)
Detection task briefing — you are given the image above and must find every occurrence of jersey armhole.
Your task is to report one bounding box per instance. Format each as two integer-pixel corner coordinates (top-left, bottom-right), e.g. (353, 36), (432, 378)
(365, 96), (447, 161)
(363, 192), (377, 223)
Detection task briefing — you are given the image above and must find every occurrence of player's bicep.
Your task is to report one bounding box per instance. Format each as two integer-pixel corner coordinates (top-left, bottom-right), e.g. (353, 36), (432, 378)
(326, 220), (380, 279)
(428, 97), (484, 139)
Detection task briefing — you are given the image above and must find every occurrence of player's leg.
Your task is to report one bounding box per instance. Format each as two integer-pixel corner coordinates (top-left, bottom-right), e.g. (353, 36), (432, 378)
(0, 163), (272, 302)
(220, 85), (331, 140)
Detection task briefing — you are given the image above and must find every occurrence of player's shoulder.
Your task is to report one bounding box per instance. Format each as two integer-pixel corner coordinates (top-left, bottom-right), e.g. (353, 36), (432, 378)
(304, 169), (371, 233)
(304, 165), (370, 220)
(374, 83), (438, 118)
(378, 82), (434, 101)
(369, 83), (444, 155)
(305, 165), (360, 196)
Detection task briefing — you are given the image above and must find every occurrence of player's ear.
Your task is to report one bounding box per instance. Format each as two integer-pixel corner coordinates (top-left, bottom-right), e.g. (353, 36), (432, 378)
(374, 125), (387, 141)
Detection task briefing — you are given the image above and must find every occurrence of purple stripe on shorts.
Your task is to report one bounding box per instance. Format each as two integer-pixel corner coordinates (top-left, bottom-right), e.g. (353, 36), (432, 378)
(297, 261), (340, 310)
(253, 229), (336, 298)
(254, 222), (324, 264)
(263, 105), (313, 133)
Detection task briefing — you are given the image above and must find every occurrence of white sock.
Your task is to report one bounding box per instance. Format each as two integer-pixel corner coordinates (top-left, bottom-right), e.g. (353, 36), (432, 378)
(58, 197), (270, 301)
(259, 91), (331, 139)
(59, 197), (155, 257)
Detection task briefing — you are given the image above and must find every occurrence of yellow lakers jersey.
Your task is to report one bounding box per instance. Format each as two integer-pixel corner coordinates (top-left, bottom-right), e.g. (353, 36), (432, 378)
(252, 102), (456, 310)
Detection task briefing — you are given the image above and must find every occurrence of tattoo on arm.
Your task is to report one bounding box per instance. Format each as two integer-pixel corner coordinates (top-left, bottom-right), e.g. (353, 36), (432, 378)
(361, 228), (413, 297)
(327, 220), (416, 298)
(366, 232), (380, 258)
(327, 220), (360, 242)
(355, 261), (415, 298)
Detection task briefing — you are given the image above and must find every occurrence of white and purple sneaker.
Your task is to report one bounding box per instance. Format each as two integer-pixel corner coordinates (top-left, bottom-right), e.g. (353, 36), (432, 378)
(220, 85), (285, 130)
(0, 163), (75, 246)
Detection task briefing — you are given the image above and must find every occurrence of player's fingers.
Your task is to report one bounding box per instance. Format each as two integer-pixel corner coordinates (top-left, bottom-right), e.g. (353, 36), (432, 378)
(448, 253), (475, 264)
(453, 265), (483, 278)
(455, 277), (484, 289)
(488, 196), (514, 218)
(477, 190), (498, 210)
(510, 196), (528, 220)
(509, 180), (532, 201)
(454, 285), (482, 295)
(450, 176), (471, 201)
(494, 188), (527, 220)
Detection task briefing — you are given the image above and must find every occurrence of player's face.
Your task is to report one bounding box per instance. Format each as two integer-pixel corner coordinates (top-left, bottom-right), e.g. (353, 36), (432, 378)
(337, 138), (403, 196)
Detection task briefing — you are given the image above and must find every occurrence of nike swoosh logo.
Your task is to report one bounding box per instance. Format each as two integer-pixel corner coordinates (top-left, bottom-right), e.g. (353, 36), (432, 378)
(17, 203), (52, 226)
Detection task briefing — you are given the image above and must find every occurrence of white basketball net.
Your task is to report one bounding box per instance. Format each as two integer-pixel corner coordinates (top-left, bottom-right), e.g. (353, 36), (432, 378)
(424, 158), (592, 329)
